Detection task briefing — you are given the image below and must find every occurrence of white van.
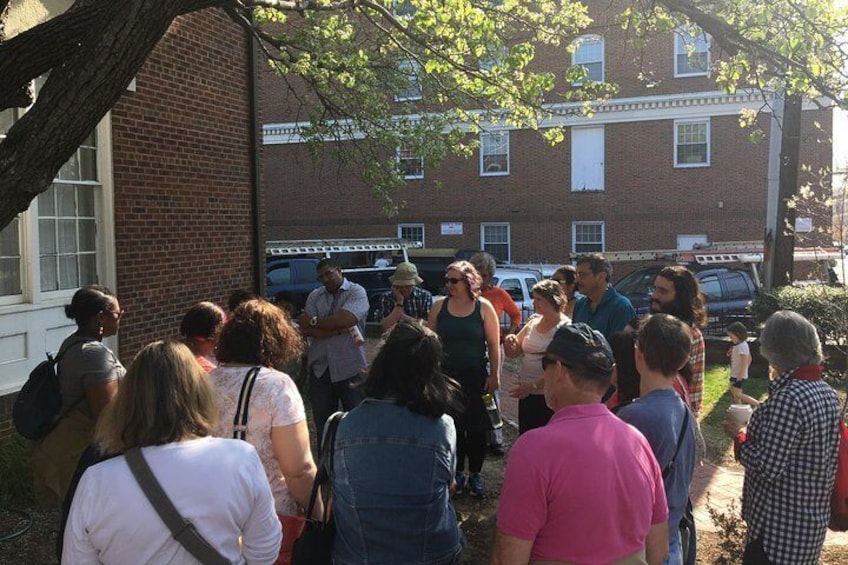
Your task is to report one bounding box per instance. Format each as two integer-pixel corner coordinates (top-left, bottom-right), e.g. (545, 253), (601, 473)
(491, 267), (542, 326)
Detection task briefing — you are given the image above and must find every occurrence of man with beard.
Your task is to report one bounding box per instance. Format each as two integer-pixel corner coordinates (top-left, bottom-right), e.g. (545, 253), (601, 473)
(649, 266), (707, 414)
(572, 254), (635, 339)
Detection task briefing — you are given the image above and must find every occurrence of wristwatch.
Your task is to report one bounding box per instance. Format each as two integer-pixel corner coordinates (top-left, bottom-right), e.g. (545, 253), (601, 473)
(309, 315), (318, 327)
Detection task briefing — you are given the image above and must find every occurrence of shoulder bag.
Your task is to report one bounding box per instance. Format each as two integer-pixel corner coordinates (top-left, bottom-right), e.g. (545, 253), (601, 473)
(662, 407), (696, 565)
(292, 411), (345, 565)
(125, 447), (230, 565)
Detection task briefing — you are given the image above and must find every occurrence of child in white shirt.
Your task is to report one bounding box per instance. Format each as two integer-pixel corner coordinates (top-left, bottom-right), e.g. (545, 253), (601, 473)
(727, 322), (760, 408)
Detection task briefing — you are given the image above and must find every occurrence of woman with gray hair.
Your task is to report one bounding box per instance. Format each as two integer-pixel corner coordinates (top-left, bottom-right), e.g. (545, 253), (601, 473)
(724, 310), (840, 565)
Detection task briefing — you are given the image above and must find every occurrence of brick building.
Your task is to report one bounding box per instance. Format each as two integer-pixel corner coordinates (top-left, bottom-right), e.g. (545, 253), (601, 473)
(0, 2), (260, 438)
(260, 1), (832, 265)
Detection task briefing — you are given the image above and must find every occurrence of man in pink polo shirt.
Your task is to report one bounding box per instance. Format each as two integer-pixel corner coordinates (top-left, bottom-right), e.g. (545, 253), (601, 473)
(493, 323), (669, 565)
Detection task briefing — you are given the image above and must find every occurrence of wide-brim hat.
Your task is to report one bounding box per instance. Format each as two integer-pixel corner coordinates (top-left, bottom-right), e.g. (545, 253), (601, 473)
(389, 262), (423, 286)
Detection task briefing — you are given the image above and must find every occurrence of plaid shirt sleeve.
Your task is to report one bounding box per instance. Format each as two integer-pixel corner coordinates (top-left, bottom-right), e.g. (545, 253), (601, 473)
(686, 328), (705, 414)
(374, 291), (395, 323)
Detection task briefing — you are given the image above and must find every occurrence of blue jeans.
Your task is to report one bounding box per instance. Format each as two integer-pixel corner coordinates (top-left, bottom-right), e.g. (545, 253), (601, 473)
(310, 368), (364, 453)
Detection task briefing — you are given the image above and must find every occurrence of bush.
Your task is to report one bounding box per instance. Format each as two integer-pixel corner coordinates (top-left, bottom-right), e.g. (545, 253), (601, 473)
(750, 285), (848, 379)
(707, 497), (747, 564)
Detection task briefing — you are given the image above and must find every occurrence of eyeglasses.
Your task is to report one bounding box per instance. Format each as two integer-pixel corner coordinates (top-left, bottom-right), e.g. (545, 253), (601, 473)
(105, 309), (125, 319)
(541, 357), (560, 371)
(444, 277), (463, 285)
(574, 270), (593, 278)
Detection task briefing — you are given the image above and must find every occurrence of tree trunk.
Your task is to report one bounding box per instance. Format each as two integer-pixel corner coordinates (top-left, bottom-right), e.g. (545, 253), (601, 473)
(0, 0), (216, 230)
(769, 93), (803, 289)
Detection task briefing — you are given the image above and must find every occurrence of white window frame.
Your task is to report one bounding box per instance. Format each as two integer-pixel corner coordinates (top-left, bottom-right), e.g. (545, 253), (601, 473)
(571, 126), (605, 192)
(394, 60), (423, 102)
(571, 34), (604, 84)
(480, 222), (511, 263)
(396, 146), (424, 180)
(397, 223), (425, 247)
(572, 221), (605, 254)
(674, 26), (710, 78)
(479, 131), (510, 176)
(674, 118), (711, 168)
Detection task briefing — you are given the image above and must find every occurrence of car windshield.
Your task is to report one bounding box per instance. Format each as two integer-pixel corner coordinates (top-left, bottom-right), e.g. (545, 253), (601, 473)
(615, 270), (657, 296)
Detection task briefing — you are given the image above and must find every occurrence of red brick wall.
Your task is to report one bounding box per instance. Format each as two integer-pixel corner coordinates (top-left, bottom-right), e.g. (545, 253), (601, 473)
(258, 0), (833, 267)
(111, 8), (256, 362)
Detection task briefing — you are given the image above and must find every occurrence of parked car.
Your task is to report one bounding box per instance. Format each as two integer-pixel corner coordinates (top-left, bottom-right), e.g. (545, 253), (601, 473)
(613, 265), (759, 335)
(491, 267), (543, 326)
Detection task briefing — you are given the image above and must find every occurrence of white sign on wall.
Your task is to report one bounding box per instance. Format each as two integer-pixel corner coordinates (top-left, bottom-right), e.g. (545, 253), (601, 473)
(795, 217), (813, 233)
(441, 222), (463, 235)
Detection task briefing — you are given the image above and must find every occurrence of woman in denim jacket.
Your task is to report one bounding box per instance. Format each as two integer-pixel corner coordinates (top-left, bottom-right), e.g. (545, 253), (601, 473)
(331, 320), (466, 565)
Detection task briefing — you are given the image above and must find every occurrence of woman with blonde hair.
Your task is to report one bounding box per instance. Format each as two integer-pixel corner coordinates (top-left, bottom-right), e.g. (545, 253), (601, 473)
(504, 279), (570, 433)
(212, 298), (320, 565)
(428, 260), (501, 498)
(62, 341), (280, 563)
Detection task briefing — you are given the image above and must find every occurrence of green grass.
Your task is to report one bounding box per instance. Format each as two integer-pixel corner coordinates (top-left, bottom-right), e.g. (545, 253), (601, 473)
(698, 364), (770, 466)
(0, 435), (33, 505)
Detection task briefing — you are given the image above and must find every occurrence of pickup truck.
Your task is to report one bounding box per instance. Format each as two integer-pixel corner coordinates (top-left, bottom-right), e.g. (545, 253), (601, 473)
(264, 238), (416, 318)
(613, 265), (759, 335)
(265, 257), (397, 319)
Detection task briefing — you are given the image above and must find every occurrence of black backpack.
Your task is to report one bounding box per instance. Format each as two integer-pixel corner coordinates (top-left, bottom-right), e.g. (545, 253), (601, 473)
(12, 351), (80, 440)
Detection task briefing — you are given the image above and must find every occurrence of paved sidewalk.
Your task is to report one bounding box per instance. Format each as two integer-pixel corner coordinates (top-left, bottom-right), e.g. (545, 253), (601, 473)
(499, 364), (848, 547)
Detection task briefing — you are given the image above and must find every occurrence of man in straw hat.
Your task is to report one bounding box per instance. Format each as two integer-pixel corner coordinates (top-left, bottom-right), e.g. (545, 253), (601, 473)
(375, 261), (433, 332)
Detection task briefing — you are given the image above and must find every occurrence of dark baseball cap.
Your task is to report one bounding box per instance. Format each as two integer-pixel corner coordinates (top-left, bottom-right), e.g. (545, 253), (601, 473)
(546, 323), (615, 375)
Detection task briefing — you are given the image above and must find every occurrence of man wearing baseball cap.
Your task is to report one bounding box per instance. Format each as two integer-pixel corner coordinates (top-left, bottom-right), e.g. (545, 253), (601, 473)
(494, 323), (669, 565)
(375, 261), (433, 332)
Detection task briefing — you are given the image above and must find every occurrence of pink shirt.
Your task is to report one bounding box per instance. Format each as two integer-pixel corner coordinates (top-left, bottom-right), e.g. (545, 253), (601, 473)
(497, 403), (668, 564)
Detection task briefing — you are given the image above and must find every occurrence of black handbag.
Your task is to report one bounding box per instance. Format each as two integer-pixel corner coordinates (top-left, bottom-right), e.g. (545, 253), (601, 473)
(291, 411), (345, 565)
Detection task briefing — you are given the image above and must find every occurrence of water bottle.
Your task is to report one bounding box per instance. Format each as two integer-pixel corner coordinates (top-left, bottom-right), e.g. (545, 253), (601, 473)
(482, 392), (503, 430)
(349, 324), (365, 346)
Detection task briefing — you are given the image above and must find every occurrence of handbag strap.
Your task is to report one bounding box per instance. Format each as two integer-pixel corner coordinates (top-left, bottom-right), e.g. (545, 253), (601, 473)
(233, 366), (261, 440)
(304, 411), (345, 524)
(125, 447), (230, 565)
(662, 407), (690, 479)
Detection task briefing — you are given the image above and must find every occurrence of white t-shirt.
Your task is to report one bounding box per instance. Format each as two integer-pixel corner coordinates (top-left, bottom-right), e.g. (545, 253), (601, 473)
(62, 437), (280, 564)
(730, 341), (751, 381)
(211, 365), (306, 515)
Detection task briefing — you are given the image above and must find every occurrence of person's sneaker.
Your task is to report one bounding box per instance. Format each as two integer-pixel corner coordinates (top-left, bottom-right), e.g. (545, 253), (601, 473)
(454, 472), (467, 496)
(468, 472), (486, 498)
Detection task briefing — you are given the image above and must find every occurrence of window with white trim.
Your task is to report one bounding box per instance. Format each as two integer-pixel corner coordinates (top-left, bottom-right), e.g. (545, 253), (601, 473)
(674, 26), (710, 77)
(674, 119), (710, 167)
(480, 131), (509, 176)
(0, 78), (112, 306)
(397, 146), (424, 179)
(481, 223), (510, 262)
(571, 35), (604, 83)
(395, 60), (422, 102)
(571, 126), (604, 191)
(572, 222), (605, 254)
(398, 223), (425, 247)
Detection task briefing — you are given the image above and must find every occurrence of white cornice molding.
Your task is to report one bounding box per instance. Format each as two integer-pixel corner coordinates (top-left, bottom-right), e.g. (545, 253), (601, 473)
(263, 90), (826, 145)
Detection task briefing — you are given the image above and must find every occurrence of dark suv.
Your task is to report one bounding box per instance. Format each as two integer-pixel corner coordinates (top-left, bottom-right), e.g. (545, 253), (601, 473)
(613, 265), (758, 335)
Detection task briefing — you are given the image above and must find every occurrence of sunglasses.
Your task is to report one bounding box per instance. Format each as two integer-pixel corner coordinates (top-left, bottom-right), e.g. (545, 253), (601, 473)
(444, 277), (463, 285)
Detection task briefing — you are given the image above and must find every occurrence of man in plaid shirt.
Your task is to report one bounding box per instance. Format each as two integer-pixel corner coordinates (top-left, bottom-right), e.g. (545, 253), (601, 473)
(375, 262), (433, 332)
(649, 266), (706, 413)
(725, 311), (840, 564)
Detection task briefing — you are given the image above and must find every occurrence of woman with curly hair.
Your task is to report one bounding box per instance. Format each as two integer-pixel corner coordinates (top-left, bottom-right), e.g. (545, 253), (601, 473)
(211, 298), (320, 565)
(428, 260), (501, 498)
(62, 341), (280, 563)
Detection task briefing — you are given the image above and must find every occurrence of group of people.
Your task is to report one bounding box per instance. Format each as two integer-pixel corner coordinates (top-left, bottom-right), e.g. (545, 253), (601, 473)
(26, 248), (844, 565)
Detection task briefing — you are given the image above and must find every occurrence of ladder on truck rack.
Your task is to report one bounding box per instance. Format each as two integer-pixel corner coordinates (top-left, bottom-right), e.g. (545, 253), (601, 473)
(575, 242), (841, 265)
(265, 237), (421, 258)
